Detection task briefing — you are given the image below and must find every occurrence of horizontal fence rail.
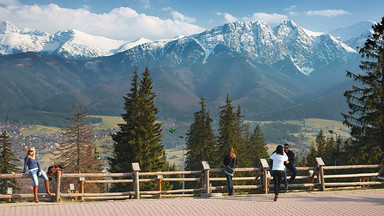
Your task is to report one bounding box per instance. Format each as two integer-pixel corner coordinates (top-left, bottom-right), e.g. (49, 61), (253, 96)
(0, 157), (383, 202)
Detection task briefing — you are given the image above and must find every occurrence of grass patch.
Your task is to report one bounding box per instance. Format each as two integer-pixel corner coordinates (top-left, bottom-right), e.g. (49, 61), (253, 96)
(166, 149), (185, 170)
(21, 125), (60, 136)
(91, 115), (124, 130)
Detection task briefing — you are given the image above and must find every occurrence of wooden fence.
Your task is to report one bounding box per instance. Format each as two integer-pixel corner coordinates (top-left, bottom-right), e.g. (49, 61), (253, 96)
(0, 157), (383, 202)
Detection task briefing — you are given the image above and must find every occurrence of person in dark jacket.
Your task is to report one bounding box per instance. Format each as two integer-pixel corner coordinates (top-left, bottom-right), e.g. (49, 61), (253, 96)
(284, 143), (298, 188)
(23, 147), (53, 203)
(224, 146), (237, 196)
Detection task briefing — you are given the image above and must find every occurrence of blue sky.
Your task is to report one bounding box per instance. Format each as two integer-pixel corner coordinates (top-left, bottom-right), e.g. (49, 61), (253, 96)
(1, 0), (383, 41)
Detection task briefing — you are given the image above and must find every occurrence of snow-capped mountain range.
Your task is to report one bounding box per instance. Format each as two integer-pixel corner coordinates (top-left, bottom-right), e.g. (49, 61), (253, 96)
(0, 20), (373, 75)
(0, 20), (152, 60)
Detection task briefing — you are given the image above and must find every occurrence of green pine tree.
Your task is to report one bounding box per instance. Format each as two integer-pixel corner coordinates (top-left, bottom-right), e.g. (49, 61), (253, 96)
(334, 135), (344, 165)
(315, 129), (326, 158)
(342, 17), (384, 164)
(248, 125), (269, 167)
(0, 130), (21, 194)
(324, 136), (335, 165)
(215, 93), (237, 167)
(185, 97), (216, 170)
(109, 69), (139, 173)
(109, 67), (166, 175)
(305, 143), (317, 166)
(135, 67), (166, 172)
(233, 105), (250, 167)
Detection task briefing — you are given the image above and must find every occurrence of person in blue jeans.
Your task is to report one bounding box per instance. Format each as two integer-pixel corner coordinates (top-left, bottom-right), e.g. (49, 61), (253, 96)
(283, 144), (298, 189)
(23, 147), (53, 203)
(224, 146), (237, 196)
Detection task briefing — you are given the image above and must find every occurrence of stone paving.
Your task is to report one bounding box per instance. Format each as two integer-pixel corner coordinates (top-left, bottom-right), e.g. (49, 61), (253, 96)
(1, 189), (384, 216)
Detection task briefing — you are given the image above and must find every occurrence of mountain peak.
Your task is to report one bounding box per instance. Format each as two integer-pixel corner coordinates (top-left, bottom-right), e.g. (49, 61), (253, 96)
(281, 20), (298, 27)
(328, 20), (375, 42)
(0, 20), (20, 34)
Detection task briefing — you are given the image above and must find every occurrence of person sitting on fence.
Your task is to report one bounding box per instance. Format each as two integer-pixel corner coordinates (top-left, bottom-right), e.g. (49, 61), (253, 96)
(270, 145), (288, 201)
(23, 147), (53, 203)
(284, 143), (298, 188)
(47, 164), (64, 180)
(224, 146), (237, 196)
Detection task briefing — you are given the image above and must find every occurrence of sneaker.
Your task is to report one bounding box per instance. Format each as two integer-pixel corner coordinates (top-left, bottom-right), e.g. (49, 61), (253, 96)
(285, 185), (289, 190)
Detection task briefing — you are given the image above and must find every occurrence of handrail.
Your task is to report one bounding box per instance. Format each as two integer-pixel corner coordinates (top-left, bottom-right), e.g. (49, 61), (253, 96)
(324, 165), (380, 170)
(1, 157), (383, 202)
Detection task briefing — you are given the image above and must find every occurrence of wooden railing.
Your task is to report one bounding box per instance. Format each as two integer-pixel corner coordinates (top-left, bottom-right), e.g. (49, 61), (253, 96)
(0, 157), (383, 202)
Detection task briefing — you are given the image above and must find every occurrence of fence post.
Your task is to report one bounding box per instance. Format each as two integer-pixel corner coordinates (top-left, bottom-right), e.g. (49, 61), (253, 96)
(201, 161), (210, 193)
(368, 158), (384, 189)
(316, 157), (325, 191)
(260, 159), (270, 194)
(157, 175), (163, 198)
(79, 177), (85, 201)
(132, 162), (141, 199)
(55, 171), (61, 202)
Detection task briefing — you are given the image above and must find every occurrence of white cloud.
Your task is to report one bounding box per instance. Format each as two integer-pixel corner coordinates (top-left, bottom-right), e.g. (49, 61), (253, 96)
(216, 12), (238, 23)
(284, 5), (299, 16)
(171, 11), (195, 23)
(306, 9), (349, 17)
(162, 7), (196, 23)
(217, 12), (287, 25)
(283, 5), (296, 12)
(0, 4), (205, 41)
(82, 5), (91, 11)
(247, 13), (288, 24)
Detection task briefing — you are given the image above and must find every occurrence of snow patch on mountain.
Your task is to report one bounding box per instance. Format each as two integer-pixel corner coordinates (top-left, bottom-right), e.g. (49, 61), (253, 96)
(185, 20), (356, 75)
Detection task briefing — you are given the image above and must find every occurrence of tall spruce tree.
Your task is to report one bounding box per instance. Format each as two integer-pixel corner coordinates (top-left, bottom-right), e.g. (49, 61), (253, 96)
(135, 67), (166, 172)
(215, 94), (237, 167)
(233, 105), (250, 167)
(305, 130), (336, 165)
(54, 104), (100, 175)
(0, 131), (20, 194)
(109, 67), (166, 174)
(185, 97), (216, 170)
(109, 69), (139, 173)
(342, 17), (384, 164)
(248, 125), (269, 167)
(324, 136), (335, 165)
(315, 129), (326, 157)
(305, 143), (317, 166)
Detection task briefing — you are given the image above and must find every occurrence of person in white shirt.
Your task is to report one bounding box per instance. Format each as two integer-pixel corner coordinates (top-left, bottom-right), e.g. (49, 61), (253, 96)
(269, 145), (288, 201)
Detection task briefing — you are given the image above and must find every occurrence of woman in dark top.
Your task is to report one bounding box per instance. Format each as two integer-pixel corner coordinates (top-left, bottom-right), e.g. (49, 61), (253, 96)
(224, 146), (237, 196)
(23, 147), (52, 203)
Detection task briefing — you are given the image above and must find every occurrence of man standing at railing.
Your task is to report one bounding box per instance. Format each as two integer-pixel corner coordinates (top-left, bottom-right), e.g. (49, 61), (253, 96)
(284, 144), (298, 189)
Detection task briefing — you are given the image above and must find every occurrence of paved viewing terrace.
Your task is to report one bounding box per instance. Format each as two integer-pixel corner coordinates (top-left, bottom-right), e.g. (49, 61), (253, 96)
(1, 189), (383, 216)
